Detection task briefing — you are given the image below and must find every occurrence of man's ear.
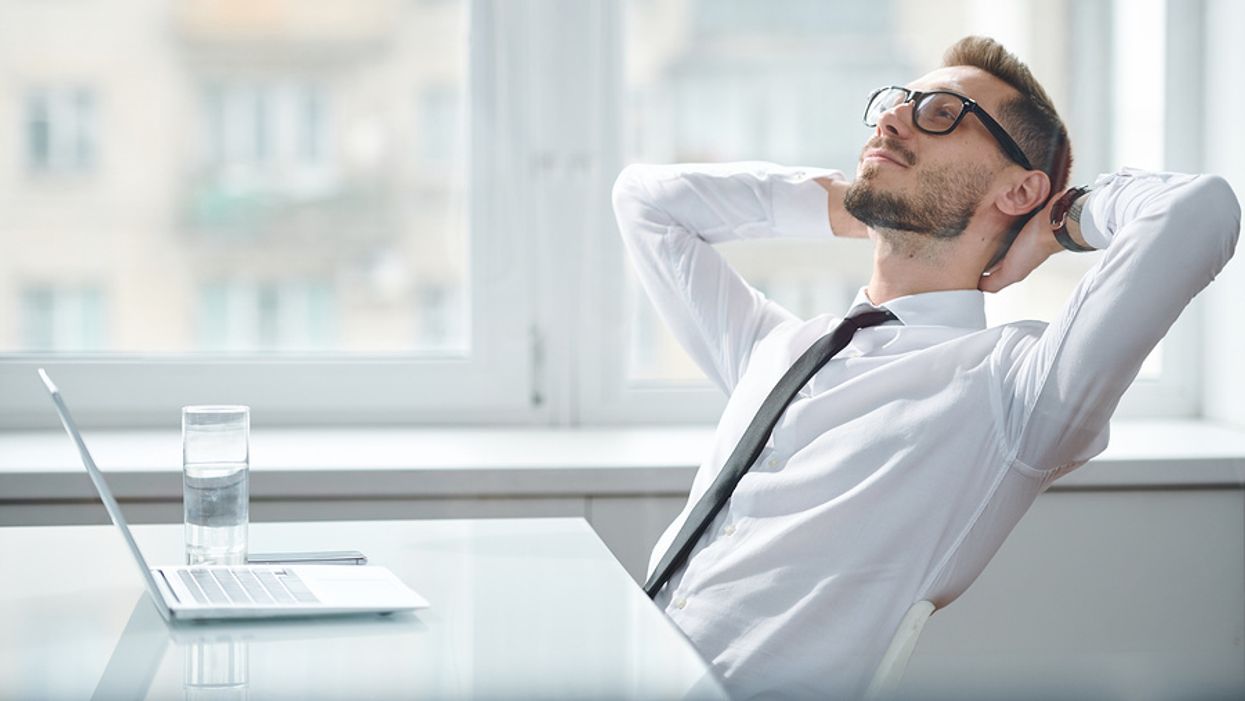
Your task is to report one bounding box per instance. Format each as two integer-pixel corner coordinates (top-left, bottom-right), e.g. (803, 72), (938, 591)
(995, 170), (1050, 216)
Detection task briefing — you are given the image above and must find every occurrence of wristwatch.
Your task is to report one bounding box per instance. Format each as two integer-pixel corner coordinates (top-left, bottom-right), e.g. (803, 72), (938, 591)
(1049, 185), (1095, 252)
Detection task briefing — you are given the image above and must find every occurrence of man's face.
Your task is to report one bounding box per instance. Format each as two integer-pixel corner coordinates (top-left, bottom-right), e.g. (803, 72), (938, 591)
(844, 66), (1021, 240)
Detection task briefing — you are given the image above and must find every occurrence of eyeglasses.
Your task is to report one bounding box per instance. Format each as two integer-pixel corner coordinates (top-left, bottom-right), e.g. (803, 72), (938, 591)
(863, 85), (1033, 170)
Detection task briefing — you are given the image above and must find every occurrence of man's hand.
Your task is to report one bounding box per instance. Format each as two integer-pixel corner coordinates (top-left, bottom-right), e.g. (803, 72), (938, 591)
(815, 177), (869, 239)
(978, 191), (1070, 293)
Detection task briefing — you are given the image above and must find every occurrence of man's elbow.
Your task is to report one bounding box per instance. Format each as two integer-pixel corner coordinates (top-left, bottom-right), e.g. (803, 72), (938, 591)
(1165, 174), (1242, 271)
(611, 164), (650, 213)
(1194, 174), (1241, 253)
(611, 164), (666, 238)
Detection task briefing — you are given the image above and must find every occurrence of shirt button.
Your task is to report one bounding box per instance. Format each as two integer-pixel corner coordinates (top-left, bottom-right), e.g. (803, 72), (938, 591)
(674, 597), (688, 610)
(723, 524), (736, 536)
(765, 456), (778, 469)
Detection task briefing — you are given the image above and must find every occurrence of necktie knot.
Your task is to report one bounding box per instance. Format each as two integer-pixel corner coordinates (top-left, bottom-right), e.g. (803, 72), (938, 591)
(844, 305), (898, 330)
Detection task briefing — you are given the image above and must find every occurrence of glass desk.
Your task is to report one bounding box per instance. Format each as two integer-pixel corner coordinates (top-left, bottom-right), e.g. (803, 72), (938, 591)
(0, 518), (728, 700)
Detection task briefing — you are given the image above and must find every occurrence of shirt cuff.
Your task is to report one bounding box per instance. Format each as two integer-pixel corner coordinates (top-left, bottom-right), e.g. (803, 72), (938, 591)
(1078, 166), (1150, 250)
(1076, 194), (1111, 250)
(771, 168), (846, 239)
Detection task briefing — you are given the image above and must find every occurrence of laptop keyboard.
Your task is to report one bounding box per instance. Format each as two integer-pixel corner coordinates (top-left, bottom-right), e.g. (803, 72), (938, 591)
(178, 567), (320, 606)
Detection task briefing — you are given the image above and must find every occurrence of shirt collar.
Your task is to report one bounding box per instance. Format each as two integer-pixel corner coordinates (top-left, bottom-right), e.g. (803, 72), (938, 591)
(847, 286), (986, 330)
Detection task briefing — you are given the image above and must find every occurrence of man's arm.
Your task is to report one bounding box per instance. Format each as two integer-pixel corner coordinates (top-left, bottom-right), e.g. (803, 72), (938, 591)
(1000, 168), (1241, 472)
(610, 162), (848, 394)
(814, 176), (870, 240)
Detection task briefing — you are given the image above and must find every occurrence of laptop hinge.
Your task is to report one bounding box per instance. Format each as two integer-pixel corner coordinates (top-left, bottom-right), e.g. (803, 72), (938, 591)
(154, 569), (182, 604)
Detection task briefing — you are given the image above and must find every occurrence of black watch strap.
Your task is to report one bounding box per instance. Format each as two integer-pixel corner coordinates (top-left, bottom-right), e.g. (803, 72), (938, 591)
(1050, 186), (1096, 252)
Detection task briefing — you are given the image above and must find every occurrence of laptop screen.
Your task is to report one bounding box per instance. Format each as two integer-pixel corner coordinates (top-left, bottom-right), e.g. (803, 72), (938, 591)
(38, 369), (170, 616)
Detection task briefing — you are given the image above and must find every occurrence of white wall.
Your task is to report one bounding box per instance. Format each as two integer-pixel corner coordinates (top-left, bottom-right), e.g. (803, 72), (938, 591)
(900, 488), (1245, 700)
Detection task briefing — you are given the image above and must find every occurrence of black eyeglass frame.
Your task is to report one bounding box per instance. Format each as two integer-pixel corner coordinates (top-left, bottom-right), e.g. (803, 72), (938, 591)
(863, 85), (1034, 171)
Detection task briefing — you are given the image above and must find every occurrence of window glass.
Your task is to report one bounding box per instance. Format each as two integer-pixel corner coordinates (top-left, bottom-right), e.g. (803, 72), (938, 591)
(0, 0), (469, 356)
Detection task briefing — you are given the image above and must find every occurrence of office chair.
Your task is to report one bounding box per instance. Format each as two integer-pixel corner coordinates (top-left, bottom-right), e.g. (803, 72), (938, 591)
(861, 599), (936, 700)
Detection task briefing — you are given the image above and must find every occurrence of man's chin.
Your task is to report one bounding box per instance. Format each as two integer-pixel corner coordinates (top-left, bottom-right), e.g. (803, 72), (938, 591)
(859, 157), (903, 175)
(848, 175), (896, 201)
(856, 163), (890, 182)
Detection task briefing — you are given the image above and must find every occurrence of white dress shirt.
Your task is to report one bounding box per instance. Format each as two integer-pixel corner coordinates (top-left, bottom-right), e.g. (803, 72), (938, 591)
(611, 161), (1241, 700)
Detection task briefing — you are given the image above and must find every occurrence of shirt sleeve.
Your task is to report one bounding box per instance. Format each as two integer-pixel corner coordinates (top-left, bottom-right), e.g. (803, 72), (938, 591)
(999, 168), (1242, 472)
(610, 161), (846, 395)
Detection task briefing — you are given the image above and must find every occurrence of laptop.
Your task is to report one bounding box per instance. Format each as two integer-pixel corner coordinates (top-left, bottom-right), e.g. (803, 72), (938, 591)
(39, 368), (430, 621)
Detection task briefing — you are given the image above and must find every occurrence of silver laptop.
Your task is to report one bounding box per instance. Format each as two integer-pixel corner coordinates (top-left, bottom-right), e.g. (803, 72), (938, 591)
(39, 368), (430, 621)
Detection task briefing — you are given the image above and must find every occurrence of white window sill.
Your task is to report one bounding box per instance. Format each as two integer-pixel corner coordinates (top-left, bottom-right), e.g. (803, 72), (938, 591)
(2, 419), (1243, 502)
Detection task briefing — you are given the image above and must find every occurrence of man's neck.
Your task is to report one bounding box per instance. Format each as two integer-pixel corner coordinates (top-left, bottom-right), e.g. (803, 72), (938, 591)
(866, 228), (982, 305)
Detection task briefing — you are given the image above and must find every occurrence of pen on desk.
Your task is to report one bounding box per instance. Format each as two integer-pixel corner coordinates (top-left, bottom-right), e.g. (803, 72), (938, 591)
(247, 550), (368, 565)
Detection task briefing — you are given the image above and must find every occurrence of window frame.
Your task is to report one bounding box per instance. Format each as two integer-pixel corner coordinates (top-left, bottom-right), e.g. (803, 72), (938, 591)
(0, 0), (540, 429)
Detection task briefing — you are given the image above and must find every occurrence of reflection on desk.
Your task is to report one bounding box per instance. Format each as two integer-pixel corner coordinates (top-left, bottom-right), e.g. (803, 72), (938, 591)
(94, 597), (431, 700)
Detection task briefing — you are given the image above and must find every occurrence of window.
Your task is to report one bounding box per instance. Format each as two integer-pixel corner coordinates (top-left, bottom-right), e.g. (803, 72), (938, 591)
(580, 0), (1196, 423)
(0, 0), (527, 428)
(25, 87), (97, 174)
(199, 280), (335, 352)
(0, 0), (1212, 428)
(20, 287), (107, 352)
(203, 83), (330, 171)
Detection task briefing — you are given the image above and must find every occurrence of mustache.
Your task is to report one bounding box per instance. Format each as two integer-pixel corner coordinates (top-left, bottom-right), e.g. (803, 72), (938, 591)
(861, 138), (916, 167)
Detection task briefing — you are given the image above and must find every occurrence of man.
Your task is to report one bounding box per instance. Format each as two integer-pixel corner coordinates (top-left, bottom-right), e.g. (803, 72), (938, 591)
(611, 36), (1240, 700)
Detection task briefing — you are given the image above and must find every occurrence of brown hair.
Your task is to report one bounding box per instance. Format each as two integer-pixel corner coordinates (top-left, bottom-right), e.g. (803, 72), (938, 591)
(943, 36), (1072, 266)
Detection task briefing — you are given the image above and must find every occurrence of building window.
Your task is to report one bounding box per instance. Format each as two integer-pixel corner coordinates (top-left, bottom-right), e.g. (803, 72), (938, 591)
(20, 286), (107, 352)
(199, 280), (335, 353)
(24, 87), (97, 174)
(203, 83), (328, 173)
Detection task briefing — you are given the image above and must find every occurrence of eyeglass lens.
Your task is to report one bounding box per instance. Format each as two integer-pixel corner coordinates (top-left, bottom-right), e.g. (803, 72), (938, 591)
(866, 88), (963, 133)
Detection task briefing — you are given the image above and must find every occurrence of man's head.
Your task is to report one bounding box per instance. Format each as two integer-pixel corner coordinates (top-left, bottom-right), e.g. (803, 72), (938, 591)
(844, 36), (1072, 272)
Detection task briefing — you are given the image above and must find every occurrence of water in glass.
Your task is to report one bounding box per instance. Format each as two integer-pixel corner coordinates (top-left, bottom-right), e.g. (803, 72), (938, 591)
(184, 461), (248, 565)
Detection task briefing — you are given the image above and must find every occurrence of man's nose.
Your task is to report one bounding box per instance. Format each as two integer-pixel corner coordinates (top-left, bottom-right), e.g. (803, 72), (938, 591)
(874, 99), (915, 140)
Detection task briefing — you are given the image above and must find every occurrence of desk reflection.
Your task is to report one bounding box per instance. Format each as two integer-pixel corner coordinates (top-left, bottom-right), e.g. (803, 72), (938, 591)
(92, 598), (431, 700)
(185, 635), (247, 701)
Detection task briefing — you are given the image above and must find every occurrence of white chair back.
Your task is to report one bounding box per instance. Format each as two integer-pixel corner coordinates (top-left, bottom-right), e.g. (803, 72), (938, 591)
(861, 599), (935, 700)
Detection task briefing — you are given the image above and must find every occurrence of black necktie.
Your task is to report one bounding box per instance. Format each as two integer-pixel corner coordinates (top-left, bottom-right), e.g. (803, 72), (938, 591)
(644, 304), (899, 599)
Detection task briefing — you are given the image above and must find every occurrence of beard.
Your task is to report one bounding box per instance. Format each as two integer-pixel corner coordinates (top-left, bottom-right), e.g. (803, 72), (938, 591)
(844, 154), (995, 240)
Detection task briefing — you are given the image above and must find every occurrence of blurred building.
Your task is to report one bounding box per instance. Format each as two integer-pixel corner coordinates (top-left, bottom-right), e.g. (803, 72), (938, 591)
(0, 0), (468, 355)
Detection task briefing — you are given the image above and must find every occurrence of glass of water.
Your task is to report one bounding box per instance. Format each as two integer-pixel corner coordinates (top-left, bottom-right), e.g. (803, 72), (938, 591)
(183, 405), (249, 566)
